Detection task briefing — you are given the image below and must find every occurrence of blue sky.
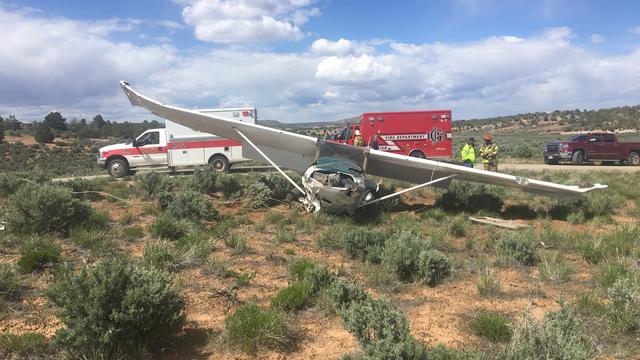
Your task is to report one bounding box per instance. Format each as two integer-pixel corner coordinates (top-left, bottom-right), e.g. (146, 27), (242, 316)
(1, 0), (639, 122)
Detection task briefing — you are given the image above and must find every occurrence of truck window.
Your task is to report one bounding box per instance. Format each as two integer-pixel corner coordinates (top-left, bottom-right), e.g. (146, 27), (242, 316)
(602, 134), (616, 142)
(338, 127), (353, 140)
(587, 135), (600, 142)
(570, 134), (587, 141)
(138, 131), (160, 146)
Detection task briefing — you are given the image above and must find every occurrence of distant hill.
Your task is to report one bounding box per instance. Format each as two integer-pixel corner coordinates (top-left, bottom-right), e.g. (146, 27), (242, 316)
(455, 105), (640, 133)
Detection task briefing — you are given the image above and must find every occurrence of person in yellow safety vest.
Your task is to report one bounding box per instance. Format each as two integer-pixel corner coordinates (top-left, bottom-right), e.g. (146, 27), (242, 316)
(479, 133), (499, 172)
(460, 137), (476, 168)
(354, 127), (364, 147)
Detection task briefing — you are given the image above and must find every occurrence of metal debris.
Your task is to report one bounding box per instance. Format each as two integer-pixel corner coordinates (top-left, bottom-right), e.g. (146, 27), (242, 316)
(468, 216), (530, 230)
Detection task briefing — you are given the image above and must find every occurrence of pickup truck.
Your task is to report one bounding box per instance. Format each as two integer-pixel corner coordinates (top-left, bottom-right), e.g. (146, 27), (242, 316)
(543, 132), (640, 165)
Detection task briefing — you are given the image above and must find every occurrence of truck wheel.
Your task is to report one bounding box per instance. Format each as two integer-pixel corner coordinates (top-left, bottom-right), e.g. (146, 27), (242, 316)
(409, 150), (426, 159)
(628, 152), (640, 166)
(107, 159), (129, 178)
(571, 151), (584, 165)
(209, 155), (229, 173)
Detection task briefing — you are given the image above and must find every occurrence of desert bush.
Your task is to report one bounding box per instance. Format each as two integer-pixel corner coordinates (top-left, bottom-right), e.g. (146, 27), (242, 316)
(271, 282), (313, 311)
(216, 173), (242, 198)
(202, 256), (231, 278)
(166, 190), (218, 221)
(260, 173), (292, 200)
(0, 332), (47, 358)
(427, 344), (486, 360)
(435, 181), (505, 214)
(607, 277), (640, 332)
(83, 210), (111, 231)
(417, 249), (451, 286)
(316, 225), (347, 250)
(383, 231), (429, 282)
(324, 280), (370, 314)
(342, 338), (428, 360)
(448, 215), (468, 237)
(69, 226), (113, 254)
(344, 228), (387, 263)
(274, 228), (297, 243)
(34, 123), (54, 143)
(17, 239), (61, 273)
(46, 259), (185, 359)
(497, 307), (591, 360)
(539, 251), (572, 282)
(4, 184), (92, 235)
(600, 224), (639, 258)
(476, 268), (501, 297)
(149, 216), (188, 240)
(143, 242), (176, 271)
(245, 180), (271, 208)
(186, 166), (217, 193)
(0, 173), (24, 197)
(594, 260), (631, 290)
(0, 264), (19, 301)
(137, 171), (173, 197)
(122, 226), (145, 240)
(495, 231), (537, 266)
(366, 263), (401, 293)
(341, 297), (410, 349)
(470, 313), (512, 342)
(225, 303), (294, 353)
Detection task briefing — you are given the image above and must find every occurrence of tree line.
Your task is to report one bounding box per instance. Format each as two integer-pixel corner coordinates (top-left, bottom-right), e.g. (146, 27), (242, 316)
(0, 113), (163, 144)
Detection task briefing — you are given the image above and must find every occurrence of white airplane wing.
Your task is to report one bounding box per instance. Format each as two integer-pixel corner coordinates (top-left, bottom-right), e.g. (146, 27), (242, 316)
(120, 81), (606, 198)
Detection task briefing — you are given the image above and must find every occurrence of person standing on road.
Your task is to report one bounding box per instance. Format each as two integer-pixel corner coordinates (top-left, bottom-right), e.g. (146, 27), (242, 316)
(461, 137), (476, 168)
(480, 133), (499, 172)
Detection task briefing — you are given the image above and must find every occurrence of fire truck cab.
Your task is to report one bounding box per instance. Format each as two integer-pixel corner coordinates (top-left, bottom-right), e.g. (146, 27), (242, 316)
(98, 108), (257, 177)
(330, 110), (452, 159)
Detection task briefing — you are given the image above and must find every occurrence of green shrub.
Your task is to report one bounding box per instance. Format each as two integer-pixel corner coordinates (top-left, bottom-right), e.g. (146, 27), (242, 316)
(600, 224), (639, 258)
(274, 228), (297, 243)
(366, 263), (400, 293)
(4, 184), (92, 235)
(260, 173), (292, 200)
(176, 231), (213, 266)
(122, 226), (145, 240)
(46, 259), (185, 358)
(344, 228), (387, 263)
(187, 167), (217, 193)
(149, 216), (188, 240)
(383, 231), (432, 282)
(497, 307), (591, 360)
(435, 181), (504, 214)
(0, 332), (47, 358)
(216, 173), (242, 198)
(317, 225), (346, 250)
(289, 258), (316, 281)
(137, 171), (173, 197)
(342, 338), (428, 360)
(271, 282), (313, 311)
(0, 173), (24, 197)
(34, 123), (54, 143)
(143, 242), (176, 270)
(202, 256), (230, 278)
(84, 210), (111, 230)
(235, 272), (256, 287)
(246, 180), (271, 208)
(607, 277), (640, 332)
(69, 226), (113, 254)
(324, 280), (370, 313)
(341, 297), (410, 349)
(470, 313), (512, 342)
(427, 344), (486, 360)
(417, 249), (451, 286)
(448, 215), (468, 237)
(495, 231), (537, 266)
(166, 190), (218, 221)
(539, 251), (572, 282)
(17, 239), (61, 273)
(225, 303), (294, 353)
(0, 264), (19, 301)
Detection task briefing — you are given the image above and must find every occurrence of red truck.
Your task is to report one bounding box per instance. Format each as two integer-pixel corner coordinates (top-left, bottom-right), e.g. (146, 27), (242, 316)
(543, 132), (640, 165)
(329, 110), (452, 159)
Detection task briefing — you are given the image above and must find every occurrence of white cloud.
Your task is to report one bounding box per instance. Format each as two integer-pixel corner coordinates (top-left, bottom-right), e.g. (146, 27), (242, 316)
(590, 34), (604, 43)
(632, 26), (640, 35)
(180, 0), (320, 43)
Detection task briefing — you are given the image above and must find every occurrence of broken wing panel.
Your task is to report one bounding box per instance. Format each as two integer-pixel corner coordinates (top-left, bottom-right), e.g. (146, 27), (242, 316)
(318, 140), (606, 198)
(120, 81), (317, 171)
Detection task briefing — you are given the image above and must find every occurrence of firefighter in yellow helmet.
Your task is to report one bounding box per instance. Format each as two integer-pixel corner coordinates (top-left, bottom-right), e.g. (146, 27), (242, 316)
(479, 133), (499, 172)
(460, 137), (476, 168)
(354, 127), (364, 147)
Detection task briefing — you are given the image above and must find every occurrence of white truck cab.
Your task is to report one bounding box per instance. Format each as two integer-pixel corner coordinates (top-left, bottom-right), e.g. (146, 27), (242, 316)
(98, 108), (257, 177)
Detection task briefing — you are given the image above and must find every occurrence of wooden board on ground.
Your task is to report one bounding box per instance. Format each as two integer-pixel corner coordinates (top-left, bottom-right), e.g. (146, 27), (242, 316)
(468, 216), (530, 230)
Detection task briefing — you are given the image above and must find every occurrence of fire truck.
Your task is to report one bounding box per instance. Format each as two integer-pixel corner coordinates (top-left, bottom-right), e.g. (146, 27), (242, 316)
(329, 110), (452, 158)
(98, 108), (256, 177)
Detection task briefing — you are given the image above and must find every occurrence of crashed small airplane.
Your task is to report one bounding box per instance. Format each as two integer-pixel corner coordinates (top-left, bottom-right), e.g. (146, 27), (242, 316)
(120, 81), (606, 214)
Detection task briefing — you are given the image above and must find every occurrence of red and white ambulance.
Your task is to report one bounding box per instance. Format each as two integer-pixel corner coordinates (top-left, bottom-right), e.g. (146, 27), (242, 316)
(329, 110), (453, 159)
(98, 108), (257, 177)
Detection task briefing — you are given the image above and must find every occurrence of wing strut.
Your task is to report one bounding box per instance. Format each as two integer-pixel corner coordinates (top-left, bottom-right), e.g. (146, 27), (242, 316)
(233, 128), (306, 196)
(359, 174), (457, 208)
